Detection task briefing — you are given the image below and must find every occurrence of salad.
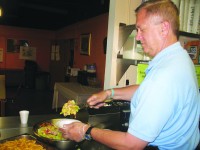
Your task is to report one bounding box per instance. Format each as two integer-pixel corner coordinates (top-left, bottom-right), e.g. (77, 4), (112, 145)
(37, 122), (65, 140)
(60, 100), (80, 118)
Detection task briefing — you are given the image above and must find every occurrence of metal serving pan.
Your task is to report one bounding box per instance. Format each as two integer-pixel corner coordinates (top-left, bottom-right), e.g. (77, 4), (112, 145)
(33, 119), (77, 150)
(0, 133), (54, 150)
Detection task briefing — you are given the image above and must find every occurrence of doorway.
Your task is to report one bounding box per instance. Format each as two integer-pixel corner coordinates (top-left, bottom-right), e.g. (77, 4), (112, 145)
(49, 39), (75, 89)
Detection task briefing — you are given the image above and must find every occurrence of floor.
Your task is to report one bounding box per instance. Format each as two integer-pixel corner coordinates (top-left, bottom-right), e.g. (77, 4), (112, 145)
(5, 86), (58, 116)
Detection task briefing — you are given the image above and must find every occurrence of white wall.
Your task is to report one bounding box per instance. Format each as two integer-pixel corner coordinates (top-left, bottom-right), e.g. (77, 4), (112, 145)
(104, 0), (141, 89)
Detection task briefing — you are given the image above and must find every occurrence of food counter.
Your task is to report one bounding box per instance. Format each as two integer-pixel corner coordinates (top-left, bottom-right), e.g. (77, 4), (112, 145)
(52, 82), (102, 111)
(0, 109), (120, 150)
(0, 114), (63, 141)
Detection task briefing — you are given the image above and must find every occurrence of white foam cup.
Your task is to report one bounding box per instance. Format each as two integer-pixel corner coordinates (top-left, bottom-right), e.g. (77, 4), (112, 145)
(19, 110), (29, 124)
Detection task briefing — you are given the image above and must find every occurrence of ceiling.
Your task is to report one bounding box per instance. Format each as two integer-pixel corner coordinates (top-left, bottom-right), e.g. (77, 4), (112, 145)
(0, 0), (110, 30)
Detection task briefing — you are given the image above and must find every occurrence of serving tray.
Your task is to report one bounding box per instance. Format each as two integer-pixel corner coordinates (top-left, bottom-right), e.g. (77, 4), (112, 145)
(0, 133), (55, 150)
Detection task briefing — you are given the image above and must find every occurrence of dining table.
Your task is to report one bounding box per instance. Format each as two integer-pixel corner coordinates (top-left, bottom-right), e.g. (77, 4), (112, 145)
(52, 82), (102, 111)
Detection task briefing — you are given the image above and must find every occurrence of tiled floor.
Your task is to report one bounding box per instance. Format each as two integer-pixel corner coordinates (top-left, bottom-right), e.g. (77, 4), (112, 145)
(5, 87), (57, 116)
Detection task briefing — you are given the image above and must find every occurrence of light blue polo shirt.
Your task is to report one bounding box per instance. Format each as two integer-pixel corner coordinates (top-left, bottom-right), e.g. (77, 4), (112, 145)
(128, 42), (200, 150)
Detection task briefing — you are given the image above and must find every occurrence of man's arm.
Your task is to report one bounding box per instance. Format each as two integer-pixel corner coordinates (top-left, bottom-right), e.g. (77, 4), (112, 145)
(87, 85), (139, 108)
(91, 127), (148, 150)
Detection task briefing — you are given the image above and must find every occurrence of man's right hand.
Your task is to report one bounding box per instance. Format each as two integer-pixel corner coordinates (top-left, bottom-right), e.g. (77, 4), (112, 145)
(87, 90), (111, 109)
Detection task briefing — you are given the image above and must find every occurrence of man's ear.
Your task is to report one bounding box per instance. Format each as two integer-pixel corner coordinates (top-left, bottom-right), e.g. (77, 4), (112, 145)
(161, 21), (170, 37)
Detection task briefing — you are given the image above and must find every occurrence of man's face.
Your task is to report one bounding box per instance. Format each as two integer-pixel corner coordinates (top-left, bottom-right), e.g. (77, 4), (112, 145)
(136, 9), (163, 57)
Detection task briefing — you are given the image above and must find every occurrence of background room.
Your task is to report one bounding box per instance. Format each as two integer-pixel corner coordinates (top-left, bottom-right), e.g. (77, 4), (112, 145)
(0, 0), (109, 116)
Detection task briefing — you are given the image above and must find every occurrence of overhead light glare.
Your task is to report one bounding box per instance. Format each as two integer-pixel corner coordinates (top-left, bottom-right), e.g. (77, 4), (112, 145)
(0, 7), (2, 17)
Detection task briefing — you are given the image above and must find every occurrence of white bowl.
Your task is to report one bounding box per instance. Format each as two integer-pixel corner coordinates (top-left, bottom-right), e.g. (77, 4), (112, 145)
(55, 119), (80, 128)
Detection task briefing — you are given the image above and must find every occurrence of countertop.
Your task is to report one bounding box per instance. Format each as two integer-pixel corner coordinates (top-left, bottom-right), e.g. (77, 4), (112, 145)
(0, 109), (120, 150)
(0, 114), (63, 140)
(0, 108), (92, 140)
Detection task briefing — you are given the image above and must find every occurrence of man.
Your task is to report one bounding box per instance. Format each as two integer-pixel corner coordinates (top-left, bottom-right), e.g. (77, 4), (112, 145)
(60, 0), (200, 149)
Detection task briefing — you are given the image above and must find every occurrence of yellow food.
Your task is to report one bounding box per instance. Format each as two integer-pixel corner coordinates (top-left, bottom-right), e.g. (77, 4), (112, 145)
(0, 137), (45, 150)
(60, 100), (80, 118)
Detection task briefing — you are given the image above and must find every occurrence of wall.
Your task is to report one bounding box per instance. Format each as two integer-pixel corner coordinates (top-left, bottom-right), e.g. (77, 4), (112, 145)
(56, 13), (108, 87)
(0, 25), (55, 71)
(104, 0), (141, 89)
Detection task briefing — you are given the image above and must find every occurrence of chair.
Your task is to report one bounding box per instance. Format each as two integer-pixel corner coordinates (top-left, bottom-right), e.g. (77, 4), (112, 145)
(0, 75), (6, 116)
